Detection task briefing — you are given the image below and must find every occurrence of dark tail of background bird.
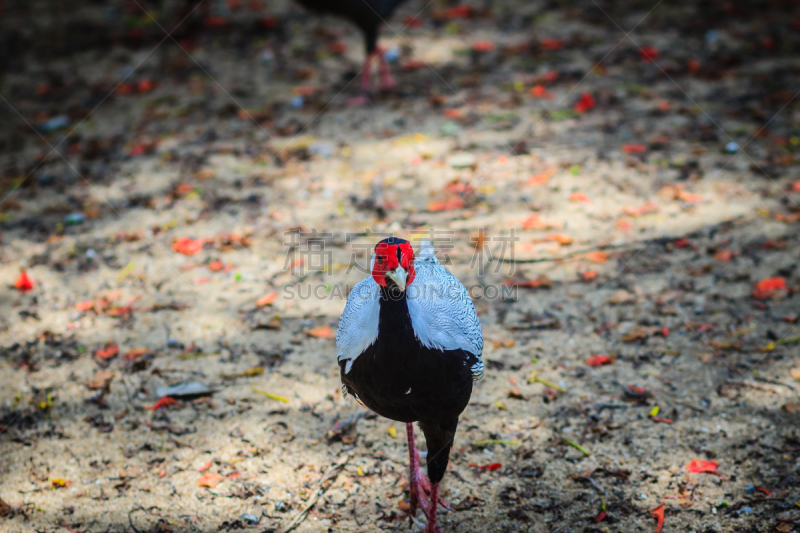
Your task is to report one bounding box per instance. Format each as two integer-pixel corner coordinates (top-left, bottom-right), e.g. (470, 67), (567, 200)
(419, 417), (458, 484)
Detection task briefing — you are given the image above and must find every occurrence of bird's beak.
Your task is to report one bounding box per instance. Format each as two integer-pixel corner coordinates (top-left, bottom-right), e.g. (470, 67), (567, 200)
(386, 267), (407, 291)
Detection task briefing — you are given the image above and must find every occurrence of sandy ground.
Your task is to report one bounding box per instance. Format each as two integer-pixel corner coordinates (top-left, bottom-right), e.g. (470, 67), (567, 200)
(1, 0), (800, 532)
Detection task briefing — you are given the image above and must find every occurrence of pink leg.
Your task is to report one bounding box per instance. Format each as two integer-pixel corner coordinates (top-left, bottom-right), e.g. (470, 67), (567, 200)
(407, 423), (429, 519)
(378, 48), (397, 91)
(348, 53), (375, 106)
(425, 482), (441, 533)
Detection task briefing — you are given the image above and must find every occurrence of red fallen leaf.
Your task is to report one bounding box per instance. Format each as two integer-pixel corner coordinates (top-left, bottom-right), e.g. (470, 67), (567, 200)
(137, 79), (154, 93)
(652, 417), (674, 424)
(427, 198), (464, 212)
(754, 486), (771, 496)
(403, 15), (423, 28)
(227, 472), (241, 479)
(543, 70), (559, 83)
(329, 41), (347, 54)
(468, 462), (502, 471)
(307, 325), (334, 338)
(586, 354), (613, 367)
(195, 278), (211, 285)
(198, 461), (214, 472)
(752, 276), (787, 299)
(595, 510), (607, 522)
(686, 458), (724, 478)
(639, 46), (660, 62)
(96, 342), (119, 360)
(145, 396), (179, 411)
(444, 108), (463, 119)
(75, 301), (95, 311)
(204, 15), (227, 28)
(197, 472), (224, 488)
(446, 5), (473, 18)
(580, 270), (598, 282)
(569, 191), (591, 203)
(622, 143), (647, 153)
(573, 92), (596, 113)
(129, 144), (147, 157)
(688, 59), (700, 73)
(649, 503), (665, 533)
(208, 260), (224, 271)
(14, 269), (34, 292)
(117, 83), (134, 95)
(585, 251), (608, 263)
(108, 305), (133, 316)
(173, 237), (206, 255)
(530, 84), (553, 99)
(792, 181), (800, 193)
(256, 292), (277, 307)
(471, 40), (495, 52)
(540, 38), (564, 51)
(673, 238), (689, 248)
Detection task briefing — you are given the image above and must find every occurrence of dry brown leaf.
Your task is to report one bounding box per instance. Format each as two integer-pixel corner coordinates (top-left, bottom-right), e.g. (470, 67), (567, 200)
(85, 370), (115, 390)
(622, 326), (650, 343)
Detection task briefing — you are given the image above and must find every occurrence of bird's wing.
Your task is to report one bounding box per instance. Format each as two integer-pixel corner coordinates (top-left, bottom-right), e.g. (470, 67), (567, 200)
(408, 240), (484, 380)
(336, 275), (381, 374)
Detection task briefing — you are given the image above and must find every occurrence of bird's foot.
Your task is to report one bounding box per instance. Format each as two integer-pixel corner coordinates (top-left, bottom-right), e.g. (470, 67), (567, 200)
(378, 73), (397, 92)
(418, 474), (450, 509)
(347, 93), (371, 107)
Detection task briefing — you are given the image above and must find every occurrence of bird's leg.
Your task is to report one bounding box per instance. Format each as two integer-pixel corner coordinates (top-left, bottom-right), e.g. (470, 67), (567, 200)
(425, 482), (442, 533)
(406, 423), (429, 520)
(348, 52), (375, 106)
(377, 48), (397, 91)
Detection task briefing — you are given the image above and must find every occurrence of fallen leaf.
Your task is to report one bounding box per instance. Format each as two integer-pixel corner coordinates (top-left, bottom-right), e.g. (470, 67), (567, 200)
(51, 478), (71, 488)
(790, 367), (800, 381)
(85, 370), (115, 390)
(547, 233), (573, 245)
(585, 251), (608, 263)
(569, 191), (591, 203)
(622, 202), (659, 217)
(622, 326), (650, 342)
(468, 462), (502, 471)
(96, 342), (119, 360)
(208, 260), (224, 271)
(144, 397), (179, 411)
(256, 292), (277, 307)
(714, 249), (734, 262)
(752, 277), (787, 299)
(14, 269), (34, 292)
(198, 461), (214, 472)
(528, 166), (555, 185)
(471, 40), (495, 52)
(686, 458), (724, 478)
(509, 275), (552, 288)
(649, 503), (665, 533)
(252, 387), (289, 402)
(580, 270), (598, 282)
(197, 472), (224, 488)
(639, 46), (660, 62)
(622, 143), (647, 153)
(123, 347), (149, 360)
(573, 92), (596, 113)
(173, 237), (206, 255)
(530, 84), (553, 99)
(586, 355), (613, 367)
(307, 325), (334, 338)
(427, 198), (464, 212)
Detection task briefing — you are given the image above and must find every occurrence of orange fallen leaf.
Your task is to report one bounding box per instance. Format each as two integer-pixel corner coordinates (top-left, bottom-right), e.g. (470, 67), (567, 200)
(197, 472), (224, 488)
(528, 167), (555, 185)
(173, 237), (206, 255)
(96, 342), (119, 360)
(649, 503), (665, 533)
(471, 40), (495, 52)
(443, 108), (463, 119)
(792, 180), (800, 192)
(714, 249), (734, 262)
(547, 233), (573, 245)
(75, 301), (95, 311)
(208, 260), (224, 271)
(580, 270), (598, 282)
(622, 202), (659, 217)
(51, 478), (71, 488)
(584, 251), (608, 264)
(123, 347), (148, 360)
(427, 199), (464, 212)
(507, 275), (552, 288)
(256, 292), (277, 307)
(617, 218), (633, 231)
(307, 325), (334, 338)
(569, 191), (591, 203)
(14, 269), (34, 292)
(530, 84), (553, 99)
(752, 276), (787, 299)
(198, 461), (214, 472)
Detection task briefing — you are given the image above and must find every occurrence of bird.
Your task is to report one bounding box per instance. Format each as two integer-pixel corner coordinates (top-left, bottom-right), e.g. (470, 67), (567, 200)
(336, 237), (484, 532)
(293, 0), (407, 99)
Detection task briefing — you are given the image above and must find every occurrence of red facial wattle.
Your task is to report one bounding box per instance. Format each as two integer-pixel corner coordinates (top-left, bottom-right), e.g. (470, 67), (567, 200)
(372, 242), (415, 288)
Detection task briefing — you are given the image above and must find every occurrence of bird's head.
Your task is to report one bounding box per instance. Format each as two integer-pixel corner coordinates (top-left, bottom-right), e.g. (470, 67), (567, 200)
(372, 237), (415, 292)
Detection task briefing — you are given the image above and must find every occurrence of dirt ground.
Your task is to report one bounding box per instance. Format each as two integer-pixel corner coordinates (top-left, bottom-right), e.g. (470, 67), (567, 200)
(1, 0), (800, 532)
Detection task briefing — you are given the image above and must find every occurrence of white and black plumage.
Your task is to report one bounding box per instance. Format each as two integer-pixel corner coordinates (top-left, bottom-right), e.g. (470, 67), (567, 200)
(294, 0), (408, 96)
(337, 237), (483, 532)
